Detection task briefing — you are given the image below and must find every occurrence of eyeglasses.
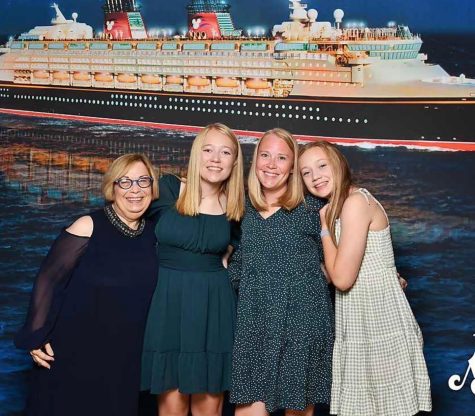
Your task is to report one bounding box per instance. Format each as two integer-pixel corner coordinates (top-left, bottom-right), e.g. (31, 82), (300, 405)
(114, 176), (153, 190)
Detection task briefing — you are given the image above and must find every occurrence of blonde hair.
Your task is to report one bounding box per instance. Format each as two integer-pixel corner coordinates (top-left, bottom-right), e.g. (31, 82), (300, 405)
(299, 141), (353, 245)
(102, 153), (159, 202)
(248, 128), (303, 211)
(176, 123), (245, 221)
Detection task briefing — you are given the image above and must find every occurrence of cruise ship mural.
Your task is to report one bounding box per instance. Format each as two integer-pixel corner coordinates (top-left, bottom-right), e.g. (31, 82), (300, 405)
(0, 0), (474, 150)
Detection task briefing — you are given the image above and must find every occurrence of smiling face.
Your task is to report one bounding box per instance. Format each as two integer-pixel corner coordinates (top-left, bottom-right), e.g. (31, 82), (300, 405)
(199, 129), (236, 186)
(255, 133), (294, 195)
(112, 161), (153, 222)
(299, 146), (334, 199)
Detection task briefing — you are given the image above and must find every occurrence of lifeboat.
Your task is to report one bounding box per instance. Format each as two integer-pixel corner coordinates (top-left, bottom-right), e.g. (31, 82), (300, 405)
(245, 78), (270, 89)
(166, 75), (183, 85)
(94, 72), (113, 82)
(72, 156), (90, 171)
(93, 158), (112, 173)
(141, 74), (161, 85)
(73, 72), (90, 81)
(51, 152), (69, 166)
(53, 71), (69, 80)
(216, 77), (240, 88)
(187, 76), (210, 87)
(32, 70), (50, 79)
(117, 73), (136, 83)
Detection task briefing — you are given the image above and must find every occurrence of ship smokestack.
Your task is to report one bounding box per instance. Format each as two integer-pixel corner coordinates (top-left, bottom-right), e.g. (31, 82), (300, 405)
(103, 0), (147, 39)
(187, 0), (241, 39)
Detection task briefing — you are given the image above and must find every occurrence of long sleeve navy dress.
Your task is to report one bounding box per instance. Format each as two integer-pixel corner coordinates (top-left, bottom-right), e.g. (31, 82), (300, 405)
(15, 208), (158, 416)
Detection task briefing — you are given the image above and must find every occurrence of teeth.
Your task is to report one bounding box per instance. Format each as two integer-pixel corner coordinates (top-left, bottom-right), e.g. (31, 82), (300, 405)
(263, 172), (278, 177)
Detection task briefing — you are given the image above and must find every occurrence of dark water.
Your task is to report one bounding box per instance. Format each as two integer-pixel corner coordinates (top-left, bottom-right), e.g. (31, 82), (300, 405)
(0, 113), (474, 415)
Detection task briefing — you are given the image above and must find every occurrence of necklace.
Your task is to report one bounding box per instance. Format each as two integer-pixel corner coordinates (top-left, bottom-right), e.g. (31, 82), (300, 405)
(104, 204), (145, 238)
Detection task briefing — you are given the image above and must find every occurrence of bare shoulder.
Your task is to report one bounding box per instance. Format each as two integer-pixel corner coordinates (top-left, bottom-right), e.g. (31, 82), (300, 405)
(66, 215), (94, 237)
(341, 191), (372, 223)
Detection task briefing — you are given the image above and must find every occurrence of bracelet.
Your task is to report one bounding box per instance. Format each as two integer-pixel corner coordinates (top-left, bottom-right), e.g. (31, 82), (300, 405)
(320, 229), (330, 238)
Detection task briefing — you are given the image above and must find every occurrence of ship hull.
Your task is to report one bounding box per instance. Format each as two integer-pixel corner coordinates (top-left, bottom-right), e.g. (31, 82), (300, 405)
(0, 83), (473, 150)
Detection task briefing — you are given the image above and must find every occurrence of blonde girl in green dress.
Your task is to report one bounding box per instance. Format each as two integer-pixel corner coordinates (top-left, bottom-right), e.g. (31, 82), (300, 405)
(141, 123), (245, 416)
(299, 141), (432, 416)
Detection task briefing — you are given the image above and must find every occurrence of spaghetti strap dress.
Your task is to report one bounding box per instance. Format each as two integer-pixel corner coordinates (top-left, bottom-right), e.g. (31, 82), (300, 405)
(15, 208), (158, 416)
(141, 174), (236, 394)
(330, 188), (432, 416)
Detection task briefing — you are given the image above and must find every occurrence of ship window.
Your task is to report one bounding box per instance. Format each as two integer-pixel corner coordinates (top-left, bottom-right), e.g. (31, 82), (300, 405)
(364, 119), (368, 123)
(276, 113), (279, 117)
(347, 118), (351, 123)
(237, 111), (241, 115)
(310, 116), (314, 120)
(282, 114), (286, 118)
(289, 114), (293, 119)
(303, 115), (306, 120)
(243, 111), (247, 115)
(295, 115), (299, 119)
(355, 119), (360, 123)
(332, 117), (335, 121)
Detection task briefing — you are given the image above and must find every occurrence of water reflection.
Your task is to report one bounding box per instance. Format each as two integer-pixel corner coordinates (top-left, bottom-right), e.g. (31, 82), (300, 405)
(0, 115), (474, 415)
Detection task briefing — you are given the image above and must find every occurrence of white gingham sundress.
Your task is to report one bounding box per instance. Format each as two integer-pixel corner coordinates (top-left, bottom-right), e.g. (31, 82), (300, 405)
(330, 188), (432, 416)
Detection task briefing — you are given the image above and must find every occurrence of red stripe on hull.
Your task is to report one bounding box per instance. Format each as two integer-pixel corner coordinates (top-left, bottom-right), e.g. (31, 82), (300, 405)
(0, 107), (473, 152)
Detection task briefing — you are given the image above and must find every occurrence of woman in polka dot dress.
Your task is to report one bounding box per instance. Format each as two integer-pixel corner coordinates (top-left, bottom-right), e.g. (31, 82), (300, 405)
(228, 129), (334, 416)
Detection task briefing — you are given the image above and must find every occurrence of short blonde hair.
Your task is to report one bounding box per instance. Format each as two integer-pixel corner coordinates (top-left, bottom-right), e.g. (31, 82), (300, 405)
(102, 153), (159, 202)
(176, 123), (245, 221)
(248, 128), (303, 211)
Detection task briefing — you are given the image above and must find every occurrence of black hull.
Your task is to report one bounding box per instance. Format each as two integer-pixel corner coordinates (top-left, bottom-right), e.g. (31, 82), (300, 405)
(0, 83), (474, 150)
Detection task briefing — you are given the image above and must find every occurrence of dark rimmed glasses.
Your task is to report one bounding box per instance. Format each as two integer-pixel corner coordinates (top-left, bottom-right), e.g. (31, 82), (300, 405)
(114, 176), (153, 190)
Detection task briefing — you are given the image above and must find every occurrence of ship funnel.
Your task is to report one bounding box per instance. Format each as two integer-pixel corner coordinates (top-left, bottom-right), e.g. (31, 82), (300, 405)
(72, 12), (78, 23)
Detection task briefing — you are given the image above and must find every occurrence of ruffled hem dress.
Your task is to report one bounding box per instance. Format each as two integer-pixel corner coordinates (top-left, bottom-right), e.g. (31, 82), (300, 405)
(141, 175), (237, 394)
(330, 189), (432, 416)
(229, 195), (334, 412)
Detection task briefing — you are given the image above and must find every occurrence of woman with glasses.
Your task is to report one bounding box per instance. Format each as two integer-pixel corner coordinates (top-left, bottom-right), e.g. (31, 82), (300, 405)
(140, 123), (245, 416)
(15, 153), (159, 416)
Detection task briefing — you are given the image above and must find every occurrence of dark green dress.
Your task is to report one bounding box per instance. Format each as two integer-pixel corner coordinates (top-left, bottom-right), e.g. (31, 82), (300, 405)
(229, 196), (334, 412)
(141, 175), (236, 394)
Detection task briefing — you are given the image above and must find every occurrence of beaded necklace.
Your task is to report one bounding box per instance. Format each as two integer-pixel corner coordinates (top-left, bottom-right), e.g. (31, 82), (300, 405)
(104, 204), (145, 238)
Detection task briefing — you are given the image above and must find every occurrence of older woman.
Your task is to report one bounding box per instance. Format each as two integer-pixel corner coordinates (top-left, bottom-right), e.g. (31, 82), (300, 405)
(15, 153), (159, 416)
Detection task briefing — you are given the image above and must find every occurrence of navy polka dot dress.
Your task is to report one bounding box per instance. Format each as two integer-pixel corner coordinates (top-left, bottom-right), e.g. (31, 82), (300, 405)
(229, 195), (334, 412)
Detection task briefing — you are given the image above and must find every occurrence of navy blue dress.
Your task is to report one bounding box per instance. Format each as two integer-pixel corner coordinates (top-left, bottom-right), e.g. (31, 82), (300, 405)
(15, 209), (158, 416)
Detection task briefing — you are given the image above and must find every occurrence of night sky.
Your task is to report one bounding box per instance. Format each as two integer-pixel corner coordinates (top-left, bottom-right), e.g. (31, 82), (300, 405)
(1, 0), (474, 36)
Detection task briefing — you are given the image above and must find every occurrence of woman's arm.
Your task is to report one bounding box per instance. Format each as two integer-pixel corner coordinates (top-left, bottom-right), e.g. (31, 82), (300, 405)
(15, 217), (92, 366)
(320, 194), (371, 291)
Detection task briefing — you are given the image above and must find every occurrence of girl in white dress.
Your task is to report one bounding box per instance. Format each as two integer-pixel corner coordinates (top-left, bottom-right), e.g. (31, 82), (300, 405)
(299, 141), (432, 416)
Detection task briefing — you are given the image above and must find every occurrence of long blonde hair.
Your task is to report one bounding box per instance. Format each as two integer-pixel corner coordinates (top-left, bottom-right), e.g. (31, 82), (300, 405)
(248, 128), (303, 211)
(299, 141), (353, 245)
(176, 123), (245, 221)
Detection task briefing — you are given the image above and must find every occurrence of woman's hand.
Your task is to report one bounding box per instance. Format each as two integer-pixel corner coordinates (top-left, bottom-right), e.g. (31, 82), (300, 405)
(30, 343), (55, 369)
(397, 273), (408, 290)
